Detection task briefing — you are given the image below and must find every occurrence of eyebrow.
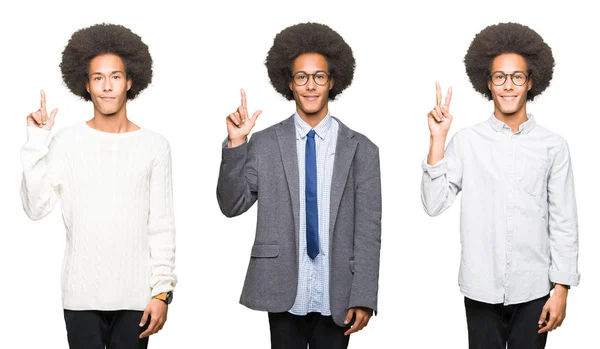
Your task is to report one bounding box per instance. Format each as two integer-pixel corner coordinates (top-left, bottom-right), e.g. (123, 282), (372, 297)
(292, 70), (329, 74)
(90, 70), (125, 76)
(491, 70), (527, 74)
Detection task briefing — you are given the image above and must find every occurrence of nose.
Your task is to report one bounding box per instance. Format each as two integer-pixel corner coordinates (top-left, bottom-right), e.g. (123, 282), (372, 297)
(305, 75), (317, 90)
(503, 75), (514, 90)
(103, 78), (113, 92)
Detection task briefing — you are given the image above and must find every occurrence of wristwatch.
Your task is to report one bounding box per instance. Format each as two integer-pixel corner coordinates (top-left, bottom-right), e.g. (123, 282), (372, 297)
(153, 291), (174, 304)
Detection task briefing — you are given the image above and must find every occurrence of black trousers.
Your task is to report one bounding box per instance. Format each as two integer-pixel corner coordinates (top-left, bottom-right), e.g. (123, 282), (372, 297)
(268, 312), (350, 349)
(464, 295), (550, 349)
(64, 309), (149, 349)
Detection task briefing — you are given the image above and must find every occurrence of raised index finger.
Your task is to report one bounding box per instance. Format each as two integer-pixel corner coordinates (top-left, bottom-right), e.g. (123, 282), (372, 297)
(435, 82), (441, 106)
(445, 87), (453, 107)
(40, 89), (47, 109)
(240, 88), (247, 109)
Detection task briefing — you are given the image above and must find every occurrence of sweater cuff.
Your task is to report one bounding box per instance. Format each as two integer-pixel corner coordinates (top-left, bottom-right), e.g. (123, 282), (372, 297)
(421, 157), (448, 179)
(25, 126), (51, 149)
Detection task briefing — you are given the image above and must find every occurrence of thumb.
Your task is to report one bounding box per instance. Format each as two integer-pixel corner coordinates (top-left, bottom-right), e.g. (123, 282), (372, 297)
(251, 110), (262, 124)
(49, 108), (59, 120)
(344, 308), (355, 325)
(140, 308), (150, 327)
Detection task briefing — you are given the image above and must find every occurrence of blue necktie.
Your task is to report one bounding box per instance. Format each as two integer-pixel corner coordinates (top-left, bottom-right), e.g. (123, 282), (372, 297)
(305, 129), (319, 259)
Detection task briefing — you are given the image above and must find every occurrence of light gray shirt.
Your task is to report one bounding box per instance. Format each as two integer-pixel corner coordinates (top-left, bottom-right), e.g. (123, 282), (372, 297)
(289, 112), (339, 315)
(421, 114), (580, 305)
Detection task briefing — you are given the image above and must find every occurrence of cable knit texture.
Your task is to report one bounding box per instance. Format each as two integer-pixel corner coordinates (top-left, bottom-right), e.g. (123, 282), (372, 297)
(21, 122), (176, 311)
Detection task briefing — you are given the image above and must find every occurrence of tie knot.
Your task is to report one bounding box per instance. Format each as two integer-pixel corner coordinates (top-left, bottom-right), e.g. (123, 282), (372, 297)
(307, 130), (316, 139)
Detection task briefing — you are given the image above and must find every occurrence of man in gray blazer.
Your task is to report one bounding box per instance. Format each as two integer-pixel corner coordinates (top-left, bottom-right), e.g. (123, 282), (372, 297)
(217, 22), (381, 349)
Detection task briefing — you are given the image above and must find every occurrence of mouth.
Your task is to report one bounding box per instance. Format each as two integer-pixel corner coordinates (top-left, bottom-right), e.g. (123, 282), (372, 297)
(500, 95), (517, 102)
(99, 96), (116, 101)
(303, 95), (319, 101)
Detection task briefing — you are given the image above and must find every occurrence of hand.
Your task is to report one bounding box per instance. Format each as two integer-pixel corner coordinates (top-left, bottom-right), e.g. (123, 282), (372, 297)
(538, 285), (568, 334)
(139, 298), (168, 338)
(226, 88), (262, 148)
(343, 307), (373, 336)
(26, 90), (58, 130)
(427, 82), (453, 138)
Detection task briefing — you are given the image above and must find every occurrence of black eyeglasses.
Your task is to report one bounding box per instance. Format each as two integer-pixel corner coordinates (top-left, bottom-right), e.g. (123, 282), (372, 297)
(489, 71), (530, 86)
(291, 71), (331, 86)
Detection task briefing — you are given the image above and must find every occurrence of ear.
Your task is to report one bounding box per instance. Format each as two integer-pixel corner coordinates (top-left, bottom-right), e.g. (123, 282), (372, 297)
(487, 78), (492, 91)
(527, 77), (532, 92)
(289, 79), (294, 91)
(85, 81), (90, 94)
(329, 75), (334, 91)
(127, 77), (132, 91)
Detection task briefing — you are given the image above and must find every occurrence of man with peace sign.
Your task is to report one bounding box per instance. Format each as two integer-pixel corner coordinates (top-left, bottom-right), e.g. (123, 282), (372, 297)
(217, 22), (381, 349)
(421, 23), (580, 348)
(20, 24), (176, 348)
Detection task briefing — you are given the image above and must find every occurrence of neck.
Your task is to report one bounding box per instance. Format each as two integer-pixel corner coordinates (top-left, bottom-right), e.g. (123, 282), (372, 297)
(494, 109), (528, 133)
(87, 108), (138, 133)
(297, 106), (329, 128)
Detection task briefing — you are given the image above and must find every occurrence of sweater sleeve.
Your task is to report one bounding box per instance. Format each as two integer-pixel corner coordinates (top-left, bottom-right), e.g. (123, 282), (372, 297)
(148, 143), (177, 296)
(20, 126), (63, 220)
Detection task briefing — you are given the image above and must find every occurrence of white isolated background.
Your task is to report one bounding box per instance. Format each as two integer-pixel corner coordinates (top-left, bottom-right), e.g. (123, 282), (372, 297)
(0, 0), (597, 348)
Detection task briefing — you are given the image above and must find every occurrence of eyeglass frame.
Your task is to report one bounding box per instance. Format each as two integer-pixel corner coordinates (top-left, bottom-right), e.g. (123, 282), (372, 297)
(488, 70), (531, 86)
(290, 70), (332, 86)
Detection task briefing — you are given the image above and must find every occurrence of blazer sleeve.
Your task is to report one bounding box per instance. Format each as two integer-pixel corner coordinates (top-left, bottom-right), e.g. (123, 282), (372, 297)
(349, 144), (382, 312)
(216, 136), (259, 217)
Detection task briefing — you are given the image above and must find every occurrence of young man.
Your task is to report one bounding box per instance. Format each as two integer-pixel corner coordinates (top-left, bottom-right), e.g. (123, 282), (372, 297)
(217, 22), (381, 349)
(20, 24), (176, 349)
(421, 22), (580, 348)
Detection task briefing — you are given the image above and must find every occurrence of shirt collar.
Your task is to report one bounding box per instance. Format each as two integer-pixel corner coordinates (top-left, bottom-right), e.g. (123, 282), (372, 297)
(488, 113), (536, 135)
(294, 112), (332, 140)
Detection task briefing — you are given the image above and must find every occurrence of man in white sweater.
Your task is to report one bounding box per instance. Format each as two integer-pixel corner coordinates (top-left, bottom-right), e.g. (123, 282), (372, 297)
(20, 23), (176, 349)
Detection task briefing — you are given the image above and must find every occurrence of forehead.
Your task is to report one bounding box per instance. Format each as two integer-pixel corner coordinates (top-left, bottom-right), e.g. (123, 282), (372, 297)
(292, 53), (328, 72)
(491, 53), (527, 72)
(89, 53), (126, 74)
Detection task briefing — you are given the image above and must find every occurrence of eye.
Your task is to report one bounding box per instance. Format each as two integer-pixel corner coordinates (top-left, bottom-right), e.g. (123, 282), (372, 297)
(112, 75), (121, 80)
(513, 74), (525, 81)
(94, 76), (102, 81)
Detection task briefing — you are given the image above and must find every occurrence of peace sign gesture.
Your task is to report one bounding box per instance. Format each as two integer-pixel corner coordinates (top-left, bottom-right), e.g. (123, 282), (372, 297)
(226, 88), (262, 148)
(427, 82), (453, 137)
(26, 90), (58, 131)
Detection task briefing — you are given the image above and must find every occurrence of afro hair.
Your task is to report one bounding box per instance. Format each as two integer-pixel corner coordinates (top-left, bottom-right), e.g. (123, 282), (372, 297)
(464, 22), (554, 101)
(60, 23), (152, 101)
(265, 22), (355, 101)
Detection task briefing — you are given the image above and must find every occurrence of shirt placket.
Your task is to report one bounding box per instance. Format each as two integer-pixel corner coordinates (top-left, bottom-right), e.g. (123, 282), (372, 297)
(309, 135), (321, 312)
(504, 129), (517, 304)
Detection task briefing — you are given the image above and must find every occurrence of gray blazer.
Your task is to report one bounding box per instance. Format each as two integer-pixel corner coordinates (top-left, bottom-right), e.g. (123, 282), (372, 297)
(217, 115), (381, 326)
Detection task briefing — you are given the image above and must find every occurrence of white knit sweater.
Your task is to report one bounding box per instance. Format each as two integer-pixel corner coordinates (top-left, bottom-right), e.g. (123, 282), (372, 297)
(20, 122), (177, 311)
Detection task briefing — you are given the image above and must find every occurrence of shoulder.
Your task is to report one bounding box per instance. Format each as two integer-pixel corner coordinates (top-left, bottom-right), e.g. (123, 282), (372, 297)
(249, 116), (293, 144)
(51, 121), (86, 141)
(336, 118), (379, 153)
(531, 123), (568, 145)
(139, 127), (171, 149)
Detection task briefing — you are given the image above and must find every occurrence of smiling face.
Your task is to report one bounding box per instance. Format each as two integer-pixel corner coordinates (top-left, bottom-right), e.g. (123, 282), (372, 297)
(85, 53), (132, 118)
(487, 53), (532, 120)
(289, 53), (334, 122)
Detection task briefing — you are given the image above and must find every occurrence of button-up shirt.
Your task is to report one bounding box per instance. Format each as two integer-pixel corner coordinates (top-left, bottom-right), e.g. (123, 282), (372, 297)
(289, 112), (339, 315)
(421, 114), (580, 305)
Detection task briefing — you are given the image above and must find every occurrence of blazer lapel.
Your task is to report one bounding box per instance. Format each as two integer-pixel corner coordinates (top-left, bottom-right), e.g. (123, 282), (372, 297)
(329, 118), (358, 240)
(276, 115), (300, 240)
